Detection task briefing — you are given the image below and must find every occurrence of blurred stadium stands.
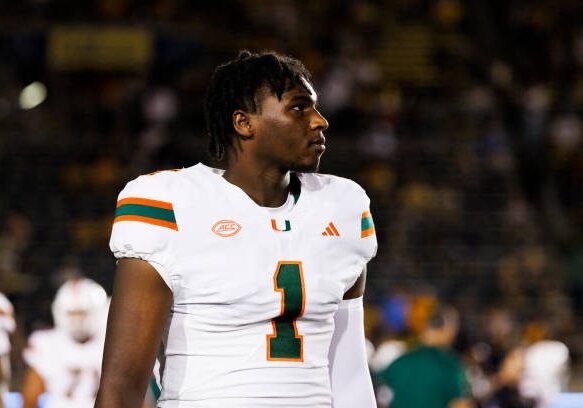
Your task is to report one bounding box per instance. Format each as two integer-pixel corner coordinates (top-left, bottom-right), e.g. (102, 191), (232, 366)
(0, 0), (582, 406)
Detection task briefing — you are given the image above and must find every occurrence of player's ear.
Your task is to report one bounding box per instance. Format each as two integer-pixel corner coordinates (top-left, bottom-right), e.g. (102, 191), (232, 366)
(232, 110), (253, 139)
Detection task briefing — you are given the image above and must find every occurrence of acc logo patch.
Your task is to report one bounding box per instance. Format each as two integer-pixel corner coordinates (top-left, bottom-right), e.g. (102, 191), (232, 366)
(212, 220), (242, 237)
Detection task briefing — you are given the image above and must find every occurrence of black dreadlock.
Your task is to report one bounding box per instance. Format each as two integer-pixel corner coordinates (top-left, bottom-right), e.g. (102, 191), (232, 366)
(204, 50), (312, 162)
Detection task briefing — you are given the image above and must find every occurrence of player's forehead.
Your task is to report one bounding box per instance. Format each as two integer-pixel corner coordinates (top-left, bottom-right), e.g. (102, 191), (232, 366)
(255, 76), (318, 106)
(282, 77), (318, 103)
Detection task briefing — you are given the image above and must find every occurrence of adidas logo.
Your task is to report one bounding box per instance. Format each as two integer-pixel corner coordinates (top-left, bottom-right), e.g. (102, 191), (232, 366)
(321, 222), (340, 237)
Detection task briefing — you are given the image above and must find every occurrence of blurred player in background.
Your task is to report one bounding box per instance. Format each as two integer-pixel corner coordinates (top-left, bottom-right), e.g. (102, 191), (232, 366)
(519, 321), (570, 408)
(377, 306), (473, 408)
(0, 293), (15, 408)
(21, 278), (107, 408)
(96, 50), (377, 407)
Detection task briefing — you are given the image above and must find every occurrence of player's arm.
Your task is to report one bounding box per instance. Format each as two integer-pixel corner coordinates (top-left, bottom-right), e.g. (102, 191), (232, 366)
(94, 258), (172, 408)
(328, 267), (376, 408)
(0, 354), (9, 407)
(21, 367), (45, 408)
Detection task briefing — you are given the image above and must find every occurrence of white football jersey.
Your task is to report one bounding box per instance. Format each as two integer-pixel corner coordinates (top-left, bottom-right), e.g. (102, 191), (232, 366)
(23, 329), (104, 408)
(0, 293), (14, 355)
(110, 163), (377, 408)
(0, 292), (14, 396)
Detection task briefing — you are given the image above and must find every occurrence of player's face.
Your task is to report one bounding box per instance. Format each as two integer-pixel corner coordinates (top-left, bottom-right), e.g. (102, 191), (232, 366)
(66, 309), (92, 342)
(251, 78), (329, 173)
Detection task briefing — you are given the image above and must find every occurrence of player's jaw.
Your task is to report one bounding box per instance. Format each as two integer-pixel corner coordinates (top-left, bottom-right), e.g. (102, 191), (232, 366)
(287, 133), (326, 173)
(295, 115), (328, 173)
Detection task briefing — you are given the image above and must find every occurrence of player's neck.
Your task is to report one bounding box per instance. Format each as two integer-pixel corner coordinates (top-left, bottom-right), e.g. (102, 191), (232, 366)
(223, 161), (291, 208)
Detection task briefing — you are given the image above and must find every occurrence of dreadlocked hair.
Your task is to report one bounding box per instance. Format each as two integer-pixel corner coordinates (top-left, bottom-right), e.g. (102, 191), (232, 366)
(204, 50), (313, 161)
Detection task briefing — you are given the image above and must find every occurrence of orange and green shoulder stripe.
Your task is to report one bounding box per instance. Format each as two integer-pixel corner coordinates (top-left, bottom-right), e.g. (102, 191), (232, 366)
(361, 210), (375, 238)
(114, 197), (178, 231)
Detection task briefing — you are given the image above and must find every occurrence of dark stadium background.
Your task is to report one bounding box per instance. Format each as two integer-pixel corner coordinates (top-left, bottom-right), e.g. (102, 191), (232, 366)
(0, 0), (582, 406)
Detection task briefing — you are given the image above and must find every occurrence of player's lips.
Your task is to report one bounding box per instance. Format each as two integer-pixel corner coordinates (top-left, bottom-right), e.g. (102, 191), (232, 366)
(310, 136), (326, 152)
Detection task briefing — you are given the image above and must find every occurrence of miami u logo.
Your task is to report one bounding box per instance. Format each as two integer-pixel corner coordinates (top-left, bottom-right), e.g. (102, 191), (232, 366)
(271, 219), (291, 232)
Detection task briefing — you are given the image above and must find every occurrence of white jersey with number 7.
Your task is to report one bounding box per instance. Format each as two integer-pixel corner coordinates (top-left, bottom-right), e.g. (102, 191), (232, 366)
(23, 329), (103, 408)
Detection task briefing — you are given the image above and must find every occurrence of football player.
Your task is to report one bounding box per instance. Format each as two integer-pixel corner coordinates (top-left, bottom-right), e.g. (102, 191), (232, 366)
(96, 50), (378, 407)
(21, 278), (107, 408)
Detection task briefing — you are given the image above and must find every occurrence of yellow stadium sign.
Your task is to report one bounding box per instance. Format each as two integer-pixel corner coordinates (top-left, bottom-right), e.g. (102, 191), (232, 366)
(48, 26), (152, 71)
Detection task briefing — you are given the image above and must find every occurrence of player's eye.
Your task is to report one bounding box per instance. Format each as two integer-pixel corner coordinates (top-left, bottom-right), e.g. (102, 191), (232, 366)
(291, 104), (308, 113)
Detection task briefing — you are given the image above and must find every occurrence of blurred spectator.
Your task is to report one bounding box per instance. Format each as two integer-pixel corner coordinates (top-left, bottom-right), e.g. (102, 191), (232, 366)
(482, 347), (535, 408)
(376, 306), (473, 408)
(481, 308), (520, 376)
(0, 215), (35, 294)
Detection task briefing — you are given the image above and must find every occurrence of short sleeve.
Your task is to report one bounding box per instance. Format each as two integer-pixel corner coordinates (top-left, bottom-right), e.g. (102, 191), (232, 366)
(359, 193), (378, 262)
(109, 174), (178, 290)
(0, 293), (15, 333)
(23, 331), (51, 377)
(0, 293), (14, 354)
(346, 182), (377, 262)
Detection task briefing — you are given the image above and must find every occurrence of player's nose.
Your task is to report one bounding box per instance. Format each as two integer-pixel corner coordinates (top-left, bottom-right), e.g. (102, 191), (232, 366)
(310, 108), (329, 131)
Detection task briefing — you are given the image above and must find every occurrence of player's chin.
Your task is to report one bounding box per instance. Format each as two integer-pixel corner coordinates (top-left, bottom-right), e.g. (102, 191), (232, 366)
(292, 156), (321, 173)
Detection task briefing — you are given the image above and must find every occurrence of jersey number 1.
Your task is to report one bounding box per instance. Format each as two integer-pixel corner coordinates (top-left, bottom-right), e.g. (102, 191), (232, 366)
(267, 261), (305, 361)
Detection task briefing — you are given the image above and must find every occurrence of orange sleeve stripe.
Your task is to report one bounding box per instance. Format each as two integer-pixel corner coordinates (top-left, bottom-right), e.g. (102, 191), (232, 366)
(113, 215), (178, 231)
(361, 228), (375, 238)
(117, 197), (173, 210)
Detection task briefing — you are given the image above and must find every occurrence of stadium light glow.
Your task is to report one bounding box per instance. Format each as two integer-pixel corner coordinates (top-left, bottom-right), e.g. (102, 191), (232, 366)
(19, 82), (47, 110)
